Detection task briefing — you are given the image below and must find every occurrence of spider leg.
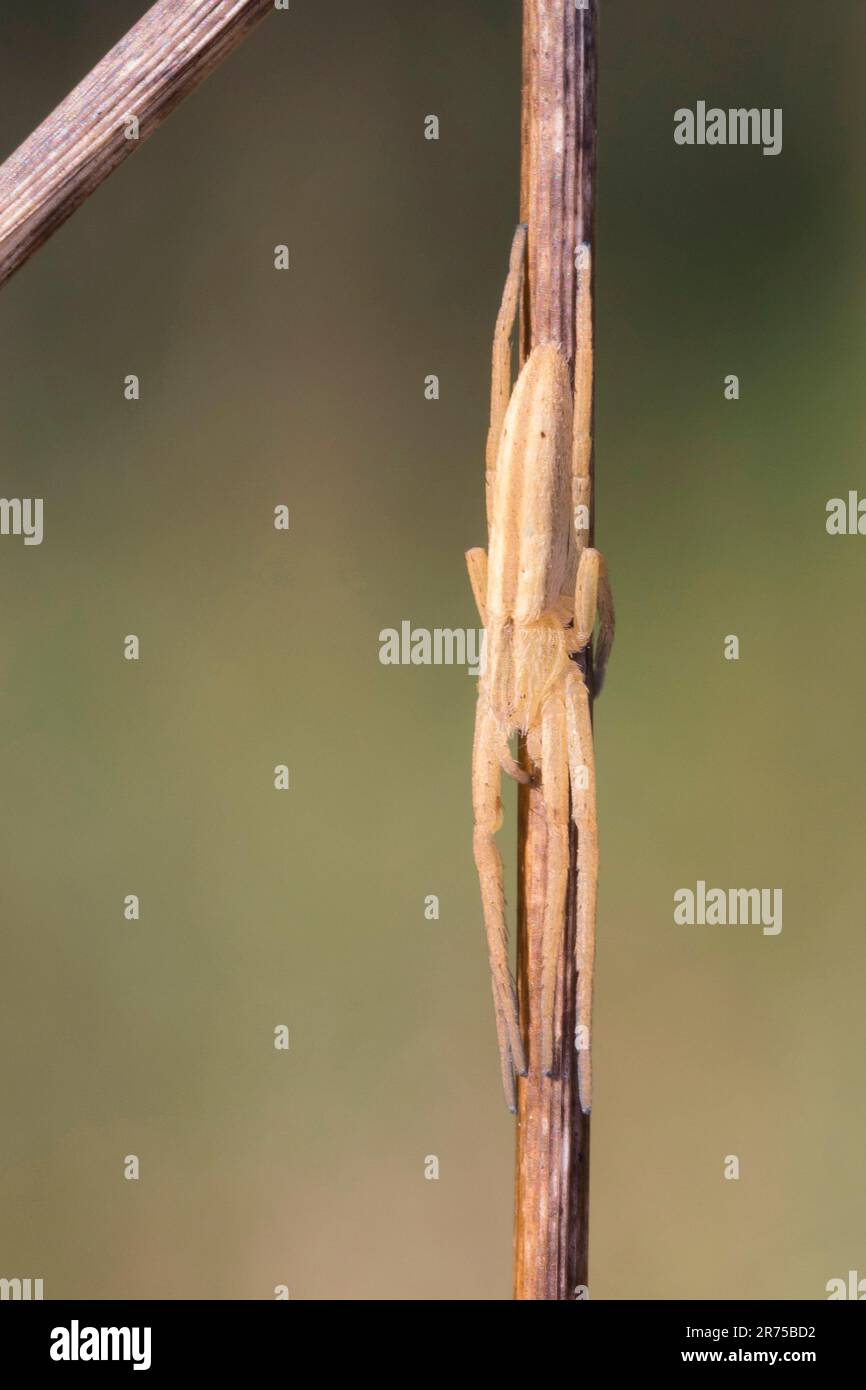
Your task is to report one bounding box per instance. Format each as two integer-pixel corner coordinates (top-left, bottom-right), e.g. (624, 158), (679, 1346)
(564, 665), (598, 1114)
(539, 689), (570, 1077)
(485, 223), (527, 533)
(465, 546), (488, 626)
(571, 243), (593, 562)
(568, 545), (615, 696)
(465, 549), (533, 787)
(471, 703), (527, 1111)
(499, 743), (532, 785)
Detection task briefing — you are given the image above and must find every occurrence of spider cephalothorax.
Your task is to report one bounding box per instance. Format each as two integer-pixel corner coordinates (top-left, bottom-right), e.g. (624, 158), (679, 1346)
(485, 607), (574, 731)
(466, 227), (613, 1114)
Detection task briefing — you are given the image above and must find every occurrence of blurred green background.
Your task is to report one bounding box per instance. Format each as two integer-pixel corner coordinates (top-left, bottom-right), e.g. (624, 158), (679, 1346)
(0, 0), (864, 1300)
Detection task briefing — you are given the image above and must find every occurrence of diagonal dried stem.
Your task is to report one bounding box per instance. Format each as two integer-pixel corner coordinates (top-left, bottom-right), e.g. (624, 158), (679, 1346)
(0, 0), (274, 289)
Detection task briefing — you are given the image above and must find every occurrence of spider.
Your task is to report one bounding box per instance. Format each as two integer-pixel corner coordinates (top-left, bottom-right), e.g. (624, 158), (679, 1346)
(465, 224), (614, 1115)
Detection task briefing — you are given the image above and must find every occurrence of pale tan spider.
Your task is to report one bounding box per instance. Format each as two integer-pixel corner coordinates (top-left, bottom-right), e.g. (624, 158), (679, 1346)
(466, 225), (614, 1115)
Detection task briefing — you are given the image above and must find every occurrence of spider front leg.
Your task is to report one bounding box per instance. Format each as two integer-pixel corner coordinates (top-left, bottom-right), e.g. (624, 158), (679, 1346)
(471, 703), (528, 1112)
(465, 546), (488, 627)
(569, 545), (615, 695)
(565, 665), (598, 1114)
(485, 223), (527, 532)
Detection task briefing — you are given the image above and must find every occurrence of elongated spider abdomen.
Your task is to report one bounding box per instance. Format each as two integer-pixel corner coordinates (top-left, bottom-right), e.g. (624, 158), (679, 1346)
(486, 345), (574, 626)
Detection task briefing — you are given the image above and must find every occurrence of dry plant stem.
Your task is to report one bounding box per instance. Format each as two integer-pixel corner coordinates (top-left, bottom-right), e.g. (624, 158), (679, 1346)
(514, 0), (597, 1302)
(0, 0), (274, 289)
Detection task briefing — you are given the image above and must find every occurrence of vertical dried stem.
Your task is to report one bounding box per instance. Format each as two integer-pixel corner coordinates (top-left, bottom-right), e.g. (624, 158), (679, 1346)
(513, 0), (597, 1301)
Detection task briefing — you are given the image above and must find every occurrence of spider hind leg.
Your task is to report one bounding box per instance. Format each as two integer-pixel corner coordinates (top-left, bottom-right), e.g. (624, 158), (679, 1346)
(538, 692), (570, 1078)
(564, 665), (598, 1114)
(471, 704), (527, 1111)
